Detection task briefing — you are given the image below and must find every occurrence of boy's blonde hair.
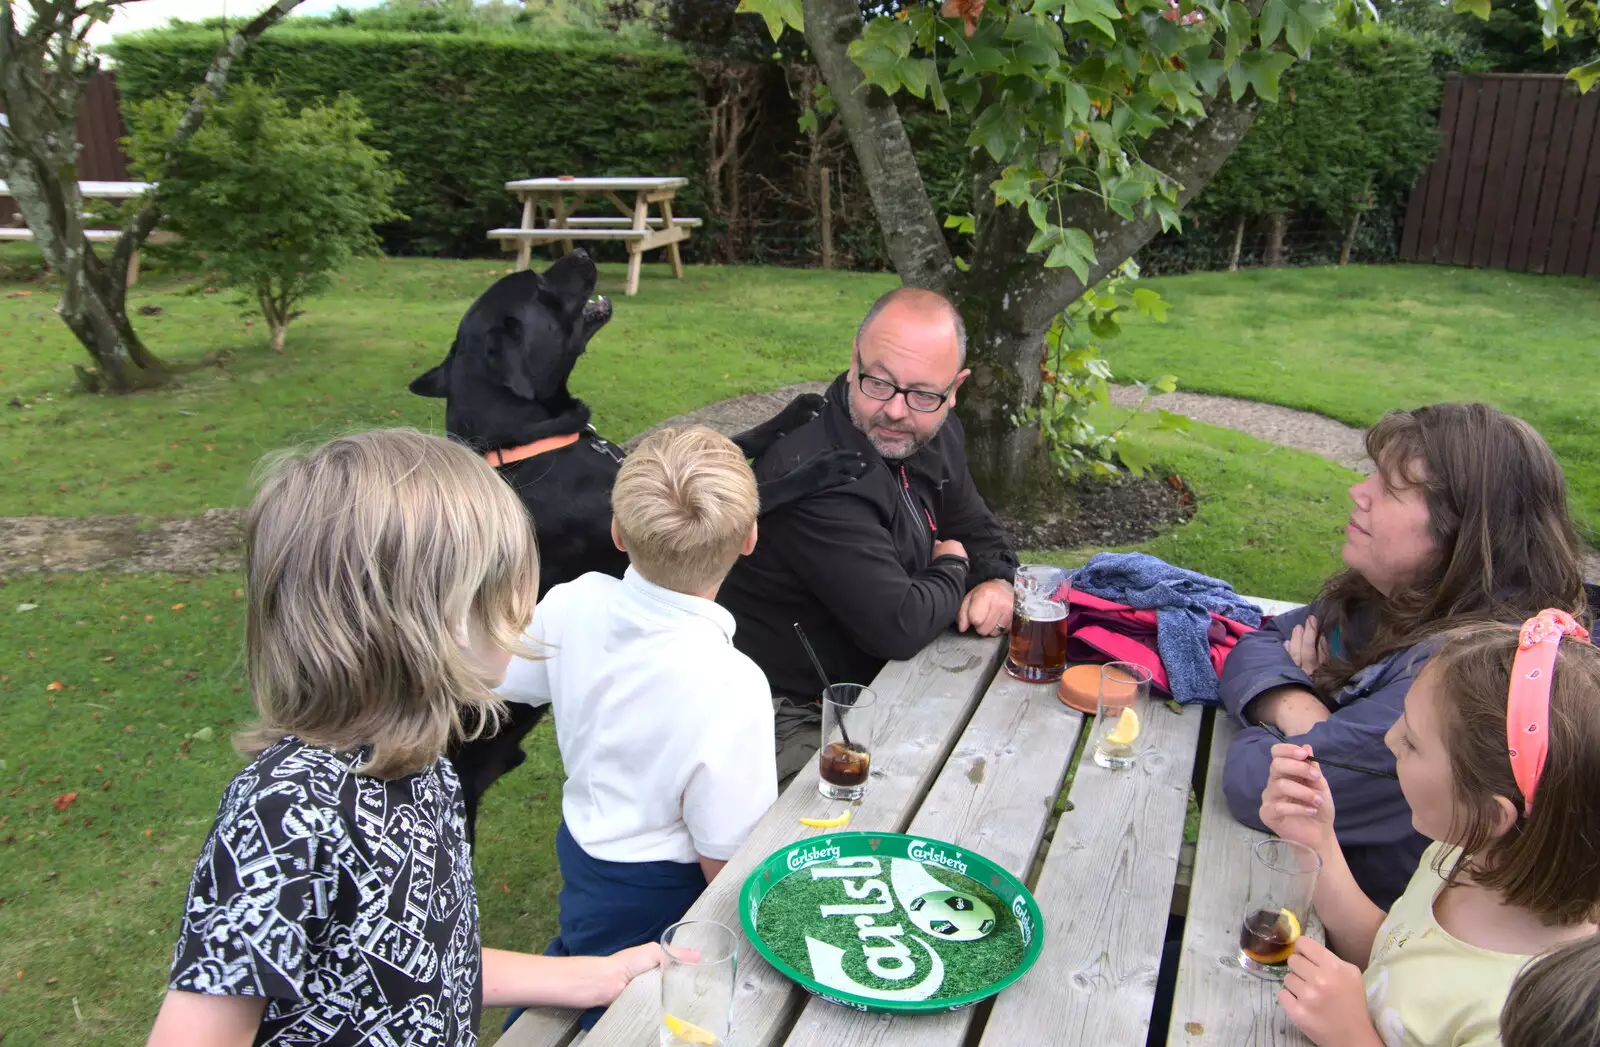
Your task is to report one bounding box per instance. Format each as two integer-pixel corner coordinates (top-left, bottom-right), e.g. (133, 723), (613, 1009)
(612, 425), (758, 595)
(237, 429), (539, 778)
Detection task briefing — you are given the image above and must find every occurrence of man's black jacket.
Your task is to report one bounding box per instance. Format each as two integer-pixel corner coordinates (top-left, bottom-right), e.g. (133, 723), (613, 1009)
(719, 373), (1018, 700)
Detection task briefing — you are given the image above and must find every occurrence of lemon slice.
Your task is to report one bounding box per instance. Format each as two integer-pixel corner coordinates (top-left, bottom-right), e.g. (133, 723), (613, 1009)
(1277, 908), (1301, 945)
(1106, 707), (1141, 745)
(799, 809), (852, 828)
(1250, 908), (1303, 965)
(663, 1013), (720, 1045)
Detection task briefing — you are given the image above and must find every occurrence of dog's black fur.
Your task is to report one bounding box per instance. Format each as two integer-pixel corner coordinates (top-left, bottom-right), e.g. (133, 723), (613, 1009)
(412, 249), (863, 839)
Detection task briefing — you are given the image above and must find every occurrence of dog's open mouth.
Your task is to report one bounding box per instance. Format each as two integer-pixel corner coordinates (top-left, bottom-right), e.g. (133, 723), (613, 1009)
(584, 295), (613, 326)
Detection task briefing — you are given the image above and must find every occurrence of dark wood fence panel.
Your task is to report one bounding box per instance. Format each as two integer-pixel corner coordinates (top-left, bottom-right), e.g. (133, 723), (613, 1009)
(1401, 73), (1600, 277)
(0, 71), (131, 227)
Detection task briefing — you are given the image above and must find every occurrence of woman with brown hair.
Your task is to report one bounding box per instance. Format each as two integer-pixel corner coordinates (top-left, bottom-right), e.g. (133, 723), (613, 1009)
(1220, 402), (1595, 908)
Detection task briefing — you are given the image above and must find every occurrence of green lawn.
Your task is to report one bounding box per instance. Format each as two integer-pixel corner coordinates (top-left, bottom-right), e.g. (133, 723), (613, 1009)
(20, 252), (1576, 1045)
(1107, 264), (1600, 540)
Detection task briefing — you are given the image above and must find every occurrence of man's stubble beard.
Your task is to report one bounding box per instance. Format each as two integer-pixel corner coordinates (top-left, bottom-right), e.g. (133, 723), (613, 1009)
(848, 395), (949, 461)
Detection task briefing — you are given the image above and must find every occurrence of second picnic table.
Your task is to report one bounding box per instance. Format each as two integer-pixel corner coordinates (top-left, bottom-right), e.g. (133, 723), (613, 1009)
(504, 595), (1320, 1047)
(491, 176), (700, 297)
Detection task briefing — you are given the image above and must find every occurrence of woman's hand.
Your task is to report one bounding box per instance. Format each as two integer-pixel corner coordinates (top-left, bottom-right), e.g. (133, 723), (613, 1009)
(596, 943), (664, 1005)
(1259, 743), (1336, 852)
(1278, 938), (1383, 1047)
(1285, 615), (1330, 676)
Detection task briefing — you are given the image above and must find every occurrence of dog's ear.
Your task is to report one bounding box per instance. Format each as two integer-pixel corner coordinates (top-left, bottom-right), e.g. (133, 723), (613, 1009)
(487, 315), (541, 401)
(410, 346), (453, 398)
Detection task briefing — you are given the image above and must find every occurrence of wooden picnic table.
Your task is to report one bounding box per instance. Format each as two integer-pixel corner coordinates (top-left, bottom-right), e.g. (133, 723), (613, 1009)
(0, 179), (170, 286)
(503, 595), (1313, 1047)
(491, 176), (700, 297)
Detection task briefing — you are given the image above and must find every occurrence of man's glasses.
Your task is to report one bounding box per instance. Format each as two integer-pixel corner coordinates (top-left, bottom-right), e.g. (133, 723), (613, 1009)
(854, 354), (955, 414)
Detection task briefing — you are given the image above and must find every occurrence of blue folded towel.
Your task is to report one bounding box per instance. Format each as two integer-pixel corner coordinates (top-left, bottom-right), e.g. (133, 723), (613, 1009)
(1071, 552), (1262, 705)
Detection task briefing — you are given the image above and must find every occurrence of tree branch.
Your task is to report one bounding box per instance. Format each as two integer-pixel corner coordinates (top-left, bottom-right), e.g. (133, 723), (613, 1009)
(801, 0), (954, 292)
(115, 0), (306, 279)
(964, 98), (1260, 348)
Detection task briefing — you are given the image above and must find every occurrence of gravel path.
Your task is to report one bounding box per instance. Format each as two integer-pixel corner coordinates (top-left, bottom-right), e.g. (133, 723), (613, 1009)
(4, 386), (1596, 578)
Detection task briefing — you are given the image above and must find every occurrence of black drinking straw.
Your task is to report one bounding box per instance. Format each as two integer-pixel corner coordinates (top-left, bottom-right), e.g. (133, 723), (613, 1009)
(794, 621), (854, 750)
(1258, 722), (1398, 780)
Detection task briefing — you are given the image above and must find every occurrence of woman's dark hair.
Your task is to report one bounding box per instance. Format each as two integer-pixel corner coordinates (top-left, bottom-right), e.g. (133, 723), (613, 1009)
(1313, 403), (1586, 696)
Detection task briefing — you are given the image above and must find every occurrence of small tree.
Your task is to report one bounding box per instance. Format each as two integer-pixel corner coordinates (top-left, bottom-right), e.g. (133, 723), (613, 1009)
(127, 83), (402, 351)
(0, 0), (306, 391)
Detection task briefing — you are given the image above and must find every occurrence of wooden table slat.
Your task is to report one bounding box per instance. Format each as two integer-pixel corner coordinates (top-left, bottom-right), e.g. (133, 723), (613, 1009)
(509, 633), (1007, 1047)
(506, 177), (687, 192)
(1167, 714), (1312, 1047)
(983, 697), (1206, 1046)
(779, 671), (1084, 1047)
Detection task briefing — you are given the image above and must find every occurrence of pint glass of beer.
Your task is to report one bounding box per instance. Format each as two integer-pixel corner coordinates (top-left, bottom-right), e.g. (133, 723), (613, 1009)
(1005, 565), (1071, 683)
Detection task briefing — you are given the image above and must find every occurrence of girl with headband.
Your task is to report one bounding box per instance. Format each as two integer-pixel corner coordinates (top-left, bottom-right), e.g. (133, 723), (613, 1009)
(1256, 611), (1600, 1046)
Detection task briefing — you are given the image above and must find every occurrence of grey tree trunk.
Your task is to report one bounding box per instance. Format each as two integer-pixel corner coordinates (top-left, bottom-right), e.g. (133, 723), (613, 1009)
(0, 0), (305, 392)
(799, 0), (1261, 507)
(1229, 213), (1247, 271)
(1265, 213), (1289, 267)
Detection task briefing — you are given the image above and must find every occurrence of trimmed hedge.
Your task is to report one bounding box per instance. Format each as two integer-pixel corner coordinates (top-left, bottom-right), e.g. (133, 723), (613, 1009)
(109, 28), (705, 258)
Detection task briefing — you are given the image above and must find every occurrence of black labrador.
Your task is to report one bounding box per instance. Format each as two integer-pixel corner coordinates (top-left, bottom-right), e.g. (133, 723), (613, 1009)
(412, 249), (862, 839)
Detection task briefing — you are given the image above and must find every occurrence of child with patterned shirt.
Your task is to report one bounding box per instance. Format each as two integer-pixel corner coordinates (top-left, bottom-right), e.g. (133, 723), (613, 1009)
(1259, 612), (1600, 1047)
(146, 430), (659, 1047)
(497, 425), (777, 1030)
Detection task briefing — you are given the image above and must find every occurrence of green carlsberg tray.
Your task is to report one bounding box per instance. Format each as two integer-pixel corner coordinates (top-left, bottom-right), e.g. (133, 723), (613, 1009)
(739, 832), (1045, 1014)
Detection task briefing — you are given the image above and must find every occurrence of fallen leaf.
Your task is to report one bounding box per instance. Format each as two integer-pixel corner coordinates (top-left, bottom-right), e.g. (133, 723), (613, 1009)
(497, 882), (511, 894)
(15, 603), (37, 613)
(46, 976), (58, 984)
(143, 615), (153, 623)
(52, 792), (79, 812)
(189, 726), (214, 743)
(45, 681), (63, 691)
(144, 827), (153, 837)
(170, 603), (184, 612)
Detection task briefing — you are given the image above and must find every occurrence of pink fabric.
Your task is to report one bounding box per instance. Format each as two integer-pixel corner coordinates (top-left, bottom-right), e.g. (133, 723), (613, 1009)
(1507, 609), (1589, 814)
(1064, 589), (1257, 700)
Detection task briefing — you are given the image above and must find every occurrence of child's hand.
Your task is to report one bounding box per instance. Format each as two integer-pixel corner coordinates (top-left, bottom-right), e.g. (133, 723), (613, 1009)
(1259, 743), (1336, 852)
(595, 943), (664, 1004)
(1278, 937), (1379, 1047)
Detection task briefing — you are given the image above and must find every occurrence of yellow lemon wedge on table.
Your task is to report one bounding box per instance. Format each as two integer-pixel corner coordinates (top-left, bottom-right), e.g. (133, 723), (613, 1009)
(663, 1013), (720, 1045)
(799, 809), (852, 828)
(1105, 707), (1141, 746)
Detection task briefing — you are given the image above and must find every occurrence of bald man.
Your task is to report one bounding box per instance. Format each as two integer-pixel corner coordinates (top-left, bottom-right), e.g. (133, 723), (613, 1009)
(718, 287), (1020, 784)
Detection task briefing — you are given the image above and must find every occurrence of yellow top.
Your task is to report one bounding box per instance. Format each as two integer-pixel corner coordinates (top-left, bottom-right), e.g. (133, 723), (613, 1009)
(1363, 842), (1534, 1047)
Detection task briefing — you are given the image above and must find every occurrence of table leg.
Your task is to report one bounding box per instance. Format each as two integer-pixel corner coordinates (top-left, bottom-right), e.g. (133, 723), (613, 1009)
(516, 193), (535, 270)
(553, 195), (575, 258)
(660, 197), (685, 280)
(625, 192), (648, 296)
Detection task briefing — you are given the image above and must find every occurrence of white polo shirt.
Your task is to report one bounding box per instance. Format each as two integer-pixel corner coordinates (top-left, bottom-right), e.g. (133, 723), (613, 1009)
(496, 567), (777, 864)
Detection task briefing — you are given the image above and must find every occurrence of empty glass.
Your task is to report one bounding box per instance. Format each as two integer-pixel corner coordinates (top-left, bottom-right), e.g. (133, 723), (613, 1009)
(1091, 661), (1152, 770)
(660, 919), (737, 1046)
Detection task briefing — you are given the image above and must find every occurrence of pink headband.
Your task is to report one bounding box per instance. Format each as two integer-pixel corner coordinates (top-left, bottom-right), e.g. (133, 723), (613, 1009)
(1507, 609), (1589, 814)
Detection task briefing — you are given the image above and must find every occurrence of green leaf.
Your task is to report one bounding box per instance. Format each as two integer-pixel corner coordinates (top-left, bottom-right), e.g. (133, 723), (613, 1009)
(1153, 374), (1179, 394)
(1224, 1), (1252, 64)
(1132, 287), (1169, 321)
(1156, 408), (1189, 431)
(1284, 0), (1335, 54)
(1050, 0), (1120, 37)
(797, 108), (819, 135)
(925, 60), (950, 112)
(1259, 0), (1288, 47)
(1236, 50), (1297, 102)
(991, 165), (1043, 208)
(1572, 59), (1600, 94)
(1117, 438), (1153, 475)
(968, 104), (1026, 162)
(944, 213), (978, 234)
(1063, 81), (1092, 123)
(735, 0), (803, 40)
(1449, 0), (1490, 18)
(900, 54), (929, 98)
(954, 256), (972, 272)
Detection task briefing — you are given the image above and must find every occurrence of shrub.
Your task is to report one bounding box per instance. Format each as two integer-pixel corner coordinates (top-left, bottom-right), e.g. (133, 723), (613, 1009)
(126, 81), (402, 350)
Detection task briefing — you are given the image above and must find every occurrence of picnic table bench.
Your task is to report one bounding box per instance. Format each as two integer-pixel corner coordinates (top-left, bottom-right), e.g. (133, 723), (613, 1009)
(503, 595), (1314, 1047)
(0, 179), (174, 286)
(491, 177), (697, 297)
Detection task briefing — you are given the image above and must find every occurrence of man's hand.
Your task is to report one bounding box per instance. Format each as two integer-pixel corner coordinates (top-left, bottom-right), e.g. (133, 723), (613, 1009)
(1278, 938), (1382, 1047)
(1286, 615), (1330, 676)
(933, 538), (968, 561)
(959, 579), (1013, 637)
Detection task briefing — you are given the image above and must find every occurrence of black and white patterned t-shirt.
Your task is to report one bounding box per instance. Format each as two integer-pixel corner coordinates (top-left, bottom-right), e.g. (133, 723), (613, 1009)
(169, 737), (482, 1045)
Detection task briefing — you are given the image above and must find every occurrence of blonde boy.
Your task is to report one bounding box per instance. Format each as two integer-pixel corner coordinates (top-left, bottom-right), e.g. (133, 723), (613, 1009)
(497, 426), (777, 1028)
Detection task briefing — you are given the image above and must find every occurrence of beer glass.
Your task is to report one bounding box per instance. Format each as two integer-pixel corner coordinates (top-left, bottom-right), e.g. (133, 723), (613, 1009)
(661, 919), (737, 1046)
(1237, 838), (1321, 979)
(1005, 565), (1071, 683)
(818, 683), (875, 801)
(1091, 661), (1152, 770)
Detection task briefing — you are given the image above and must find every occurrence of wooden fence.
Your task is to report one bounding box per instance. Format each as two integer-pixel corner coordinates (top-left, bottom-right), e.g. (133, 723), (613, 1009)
(0, 71), (130, 227)
(1400, 73), (1600, 277)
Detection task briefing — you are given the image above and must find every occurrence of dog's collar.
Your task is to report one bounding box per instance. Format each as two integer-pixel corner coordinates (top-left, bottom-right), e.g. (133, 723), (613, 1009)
(483, 432), (581, 468)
